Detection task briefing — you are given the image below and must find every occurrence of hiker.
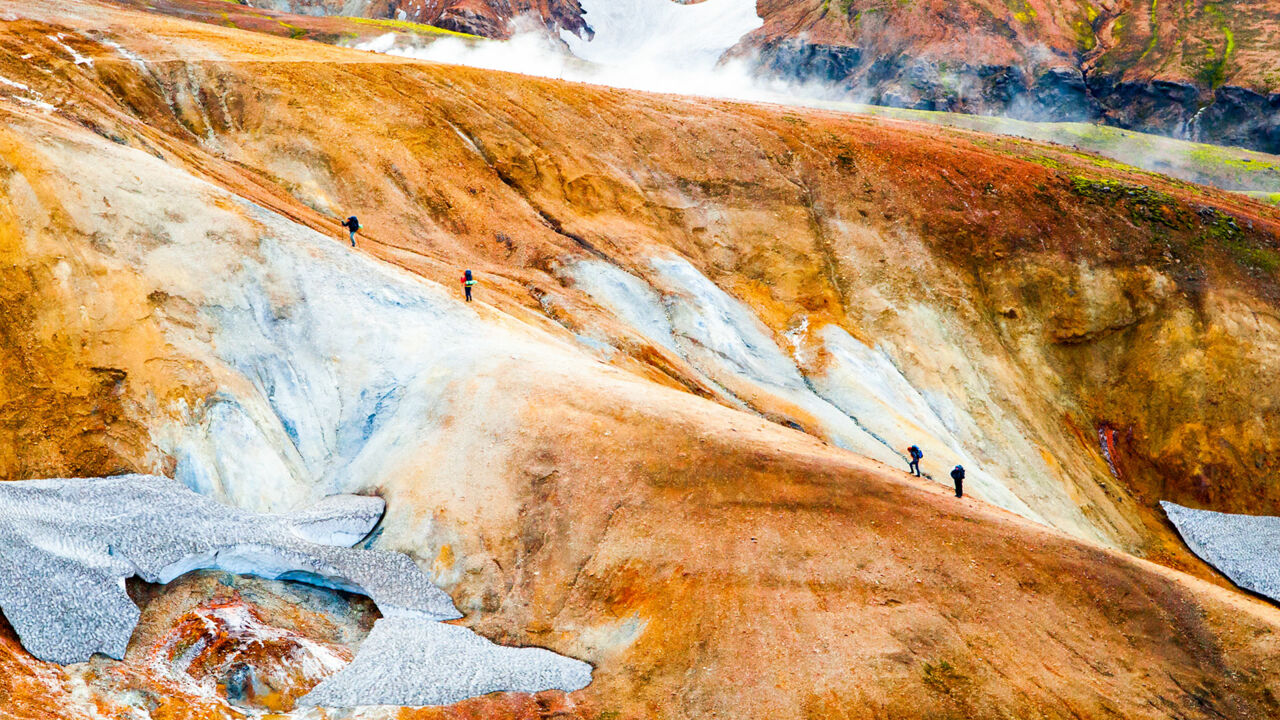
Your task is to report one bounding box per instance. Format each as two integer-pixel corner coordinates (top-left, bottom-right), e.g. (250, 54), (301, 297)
(461, 269), (476, 302)
(342, 215), (361, 247)
(907, 445), (923, 477)
(950, 465), (965, 498)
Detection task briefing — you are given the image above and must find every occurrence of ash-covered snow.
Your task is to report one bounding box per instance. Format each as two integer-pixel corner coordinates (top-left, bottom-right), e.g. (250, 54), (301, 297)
(286, 493), (387, 546)
(0, 474), (456, 665)
(0, 474), (592, 707)
(300, 616), (592, 708)
(1162, 502), (1280, 603)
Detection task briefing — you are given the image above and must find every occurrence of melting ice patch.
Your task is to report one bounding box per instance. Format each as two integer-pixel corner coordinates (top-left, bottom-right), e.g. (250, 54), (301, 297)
(1162, 502), (1280, 604)
(0, 475), (591, 707)
(0, 475), (455, 664)
(302, 617), (593, 708)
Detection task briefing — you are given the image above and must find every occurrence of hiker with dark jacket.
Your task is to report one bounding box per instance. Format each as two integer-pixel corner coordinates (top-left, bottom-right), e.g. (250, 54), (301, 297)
(907, 445), (923, 477)
(342, 216), (361, 247)
(951, 465), (965, 498)
(461, 269), (476, 302)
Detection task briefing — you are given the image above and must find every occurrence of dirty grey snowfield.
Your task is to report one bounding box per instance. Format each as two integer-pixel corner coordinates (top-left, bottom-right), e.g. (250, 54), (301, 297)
(0, 474), (592, 706)
(301, 616), (595, 707)
(1162, 502), (1280, 603)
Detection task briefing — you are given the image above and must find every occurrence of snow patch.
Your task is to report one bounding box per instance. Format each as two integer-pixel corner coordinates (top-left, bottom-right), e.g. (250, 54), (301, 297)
(300, 616), (592, 708)
(99, 38), (146, 68)
(0, 75), (34, 91)
(1162, 502), (1280, 604)
(0, 74), (56, 111)
(48, 33), (93, 66)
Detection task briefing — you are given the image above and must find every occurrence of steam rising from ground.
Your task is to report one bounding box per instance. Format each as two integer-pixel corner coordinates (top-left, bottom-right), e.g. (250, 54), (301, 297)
(353, 0), (843, 103)
(562, 0), (760, 71)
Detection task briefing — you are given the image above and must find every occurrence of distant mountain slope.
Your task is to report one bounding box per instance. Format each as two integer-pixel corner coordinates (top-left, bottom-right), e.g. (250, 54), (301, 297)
(736, 0), (1280, 153)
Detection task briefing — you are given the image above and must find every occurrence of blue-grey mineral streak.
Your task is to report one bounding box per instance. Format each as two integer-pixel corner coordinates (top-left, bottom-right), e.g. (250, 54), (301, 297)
(1162, 501), (1280, 603)
(0, 474), (592, 709)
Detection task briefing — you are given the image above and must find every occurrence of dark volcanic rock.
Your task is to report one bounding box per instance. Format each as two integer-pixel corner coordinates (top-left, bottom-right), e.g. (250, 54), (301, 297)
(753, 39), (862, 87)
(1027, 67), (1098, 122)
(1194, 87), (1280, 155)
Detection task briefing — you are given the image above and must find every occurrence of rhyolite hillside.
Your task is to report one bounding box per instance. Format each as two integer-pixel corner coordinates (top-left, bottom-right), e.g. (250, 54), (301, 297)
(3, 1), (1280, 718)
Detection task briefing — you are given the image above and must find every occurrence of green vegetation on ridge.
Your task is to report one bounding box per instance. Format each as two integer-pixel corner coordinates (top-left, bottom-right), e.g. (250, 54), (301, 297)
(808, 101), (1280, 199)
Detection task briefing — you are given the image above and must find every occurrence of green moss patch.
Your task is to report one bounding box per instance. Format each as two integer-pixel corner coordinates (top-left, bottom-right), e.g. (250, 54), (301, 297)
(345, 16), (481, 39)
(1069, 176), (1188, 227)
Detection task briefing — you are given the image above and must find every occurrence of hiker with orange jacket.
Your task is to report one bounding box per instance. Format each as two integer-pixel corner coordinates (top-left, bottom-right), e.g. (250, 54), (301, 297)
(907, 444), (923, 477)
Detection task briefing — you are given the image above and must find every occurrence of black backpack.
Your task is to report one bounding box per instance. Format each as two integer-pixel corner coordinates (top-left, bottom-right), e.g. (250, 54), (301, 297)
(347, 216), (360, 231)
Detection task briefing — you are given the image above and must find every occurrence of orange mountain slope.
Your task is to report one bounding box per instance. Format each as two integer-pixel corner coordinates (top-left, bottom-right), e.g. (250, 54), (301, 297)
(2, 1), (1280, 717)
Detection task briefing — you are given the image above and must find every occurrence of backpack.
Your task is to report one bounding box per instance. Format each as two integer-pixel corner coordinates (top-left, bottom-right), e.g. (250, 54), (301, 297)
(909, 445), (921, 460)
(347, 216), (360, 231)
